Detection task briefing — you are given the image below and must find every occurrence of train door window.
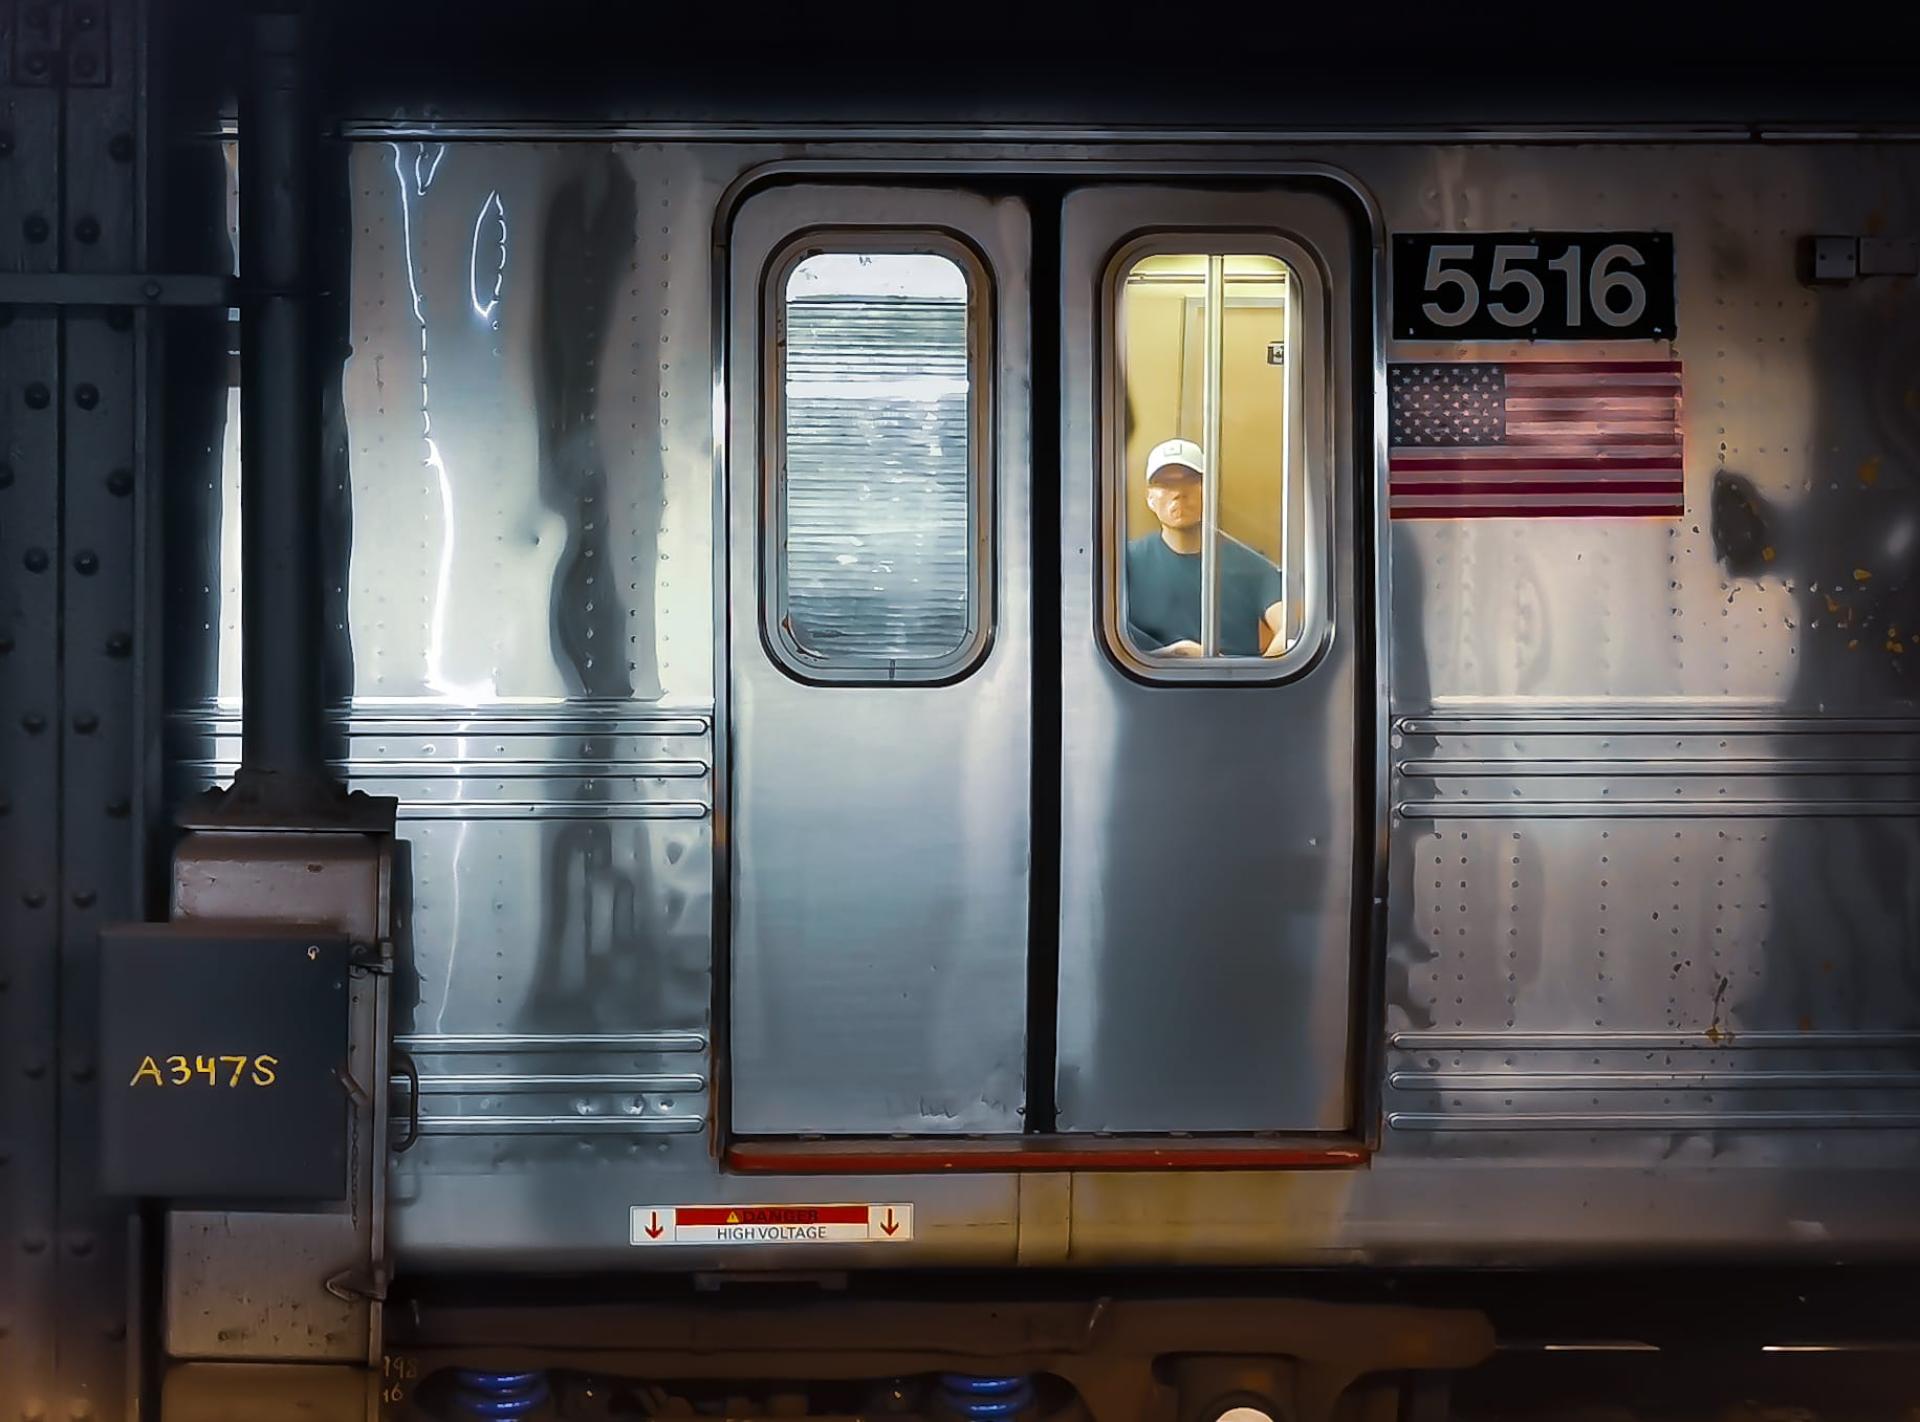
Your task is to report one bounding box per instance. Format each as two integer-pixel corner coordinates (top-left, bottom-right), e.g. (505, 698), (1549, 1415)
(1106, 241), (1328, 680)
(767, 239), (990, 683)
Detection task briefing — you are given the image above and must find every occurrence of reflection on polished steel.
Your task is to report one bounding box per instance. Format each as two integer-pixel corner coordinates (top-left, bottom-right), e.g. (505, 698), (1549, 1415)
(396, 1032), (708, 1051)
(160, 135), (1920, 1271)
(410, 1074), (707, 1092)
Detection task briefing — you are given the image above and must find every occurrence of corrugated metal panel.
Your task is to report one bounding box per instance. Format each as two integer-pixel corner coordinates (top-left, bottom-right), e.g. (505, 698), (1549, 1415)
(783, 295), (972, 661)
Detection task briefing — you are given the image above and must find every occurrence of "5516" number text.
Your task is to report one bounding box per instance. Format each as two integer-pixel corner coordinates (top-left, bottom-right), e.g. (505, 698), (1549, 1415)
(1393, 232), (1675, 342)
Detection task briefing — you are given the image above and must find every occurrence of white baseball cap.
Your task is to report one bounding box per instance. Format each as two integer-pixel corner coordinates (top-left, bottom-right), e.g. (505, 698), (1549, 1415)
(1146, 438), (1205, 482)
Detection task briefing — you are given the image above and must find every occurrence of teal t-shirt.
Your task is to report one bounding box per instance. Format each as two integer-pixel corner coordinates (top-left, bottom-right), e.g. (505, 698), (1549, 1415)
(1124, 532), (1283, 656)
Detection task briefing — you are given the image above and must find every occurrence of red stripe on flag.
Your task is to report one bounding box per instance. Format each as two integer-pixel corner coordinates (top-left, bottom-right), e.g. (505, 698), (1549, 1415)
(1397, 452), (1681, 468)
(1390, 456), (1683, 472)
(1503, 380), (1681, 395)
(1505, 432), (1680, 446)
(1507, 370), (1681, 382)
(1504, 410), (1676, 425)
(1391, 504), (1684, 519)
(1504, 397), (1680, 411)
(1390, 472), (1674, 487)
(1496, 360), (1683, 374)
(1390, 474), (1674, 491)
(1391, 480), (1684, 496)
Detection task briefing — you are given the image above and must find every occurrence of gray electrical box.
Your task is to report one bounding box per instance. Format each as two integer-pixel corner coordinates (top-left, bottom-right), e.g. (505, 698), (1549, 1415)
(99, 924), (353, 1199)
(1859, 236), (1920, 276)
(1809, 235), (1859, 283)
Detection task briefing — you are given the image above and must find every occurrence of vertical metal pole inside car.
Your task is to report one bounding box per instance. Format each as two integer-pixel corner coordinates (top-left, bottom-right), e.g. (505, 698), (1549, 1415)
(1279, 267), (1295, 649)
(90, 3), (399, 1418)
(1200, 253), (1225, 656)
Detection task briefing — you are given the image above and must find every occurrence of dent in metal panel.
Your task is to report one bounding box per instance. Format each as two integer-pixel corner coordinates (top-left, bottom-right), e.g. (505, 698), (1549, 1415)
(726, 185), (1033, 1134)
(1055, 184), (1363, 1133)
(342, 142), (712, 706)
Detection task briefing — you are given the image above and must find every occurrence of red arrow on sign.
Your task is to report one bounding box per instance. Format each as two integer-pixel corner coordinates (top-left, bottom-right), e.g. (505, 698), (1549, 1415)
(880, 1208), (899, 1237)
(645, 1211), (665, 1240)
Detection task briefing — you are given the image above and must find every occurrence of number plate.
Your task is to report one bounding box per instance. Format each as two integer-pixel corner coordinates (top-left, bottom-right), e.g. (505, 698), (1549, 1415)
(1393, 232), (1675, 342)
(98, 924), (352, 1199)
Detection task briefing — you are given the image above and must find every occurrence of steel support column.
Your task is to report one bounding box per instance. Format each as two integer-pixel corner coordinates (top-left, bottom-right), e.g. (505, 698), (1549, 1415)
(235, 2), (323, 791)
(0, 2), (68, 1406)
(0, 0), (151, 1417)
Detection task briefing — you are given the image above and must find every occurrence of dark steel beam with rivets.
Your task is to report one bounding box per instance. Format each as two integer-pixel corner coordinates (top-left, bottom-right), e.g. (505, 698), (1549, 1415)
(0, 0), (70, 1409)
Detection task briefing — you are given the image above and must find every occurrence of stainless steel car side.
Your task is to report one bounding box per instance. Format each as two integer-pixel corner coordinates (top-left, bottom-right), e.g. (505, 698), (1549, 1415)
(158, 132), (1920, 1280)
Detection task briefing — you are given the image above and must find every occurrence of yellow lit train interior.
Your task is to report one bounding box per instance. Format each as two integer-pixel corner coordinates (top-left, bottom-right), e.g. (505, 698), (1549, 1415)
(1120, 253), (1291, 565)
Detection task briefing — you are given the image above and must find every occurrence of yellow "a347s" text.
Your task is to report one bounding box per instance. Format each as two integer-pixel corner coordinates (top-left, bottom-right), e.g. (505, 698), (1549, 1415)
(129, 1054), (279, 1087)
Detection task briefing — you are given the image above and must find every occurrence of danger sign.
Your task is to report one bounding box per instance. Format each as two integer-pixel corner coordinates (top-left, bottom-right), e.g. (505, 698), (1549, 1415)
(630, 1203), (913, 1246)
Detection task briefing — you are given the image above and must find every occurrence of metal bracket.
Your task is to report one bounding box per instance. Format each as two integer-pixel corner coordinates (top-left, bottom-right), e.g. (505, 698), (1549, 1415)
(390, 1051), (421, 1154)
(323, 1267), (389, 1306)
(0, 272), (234, 307)
(347, 941), (395, 978)
(1804, 234), (1920, 286)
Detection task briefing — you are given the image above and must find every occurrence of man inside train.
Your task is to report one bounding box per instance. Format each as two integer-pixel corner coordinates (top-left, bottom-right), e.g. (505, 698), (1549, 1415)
(1124, 438), (1286, 657)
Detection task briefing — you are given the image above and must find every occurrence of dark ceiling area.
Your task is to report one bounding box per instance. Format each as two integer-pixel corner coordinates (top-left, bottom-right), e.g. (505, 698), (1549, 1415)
(156, 0), (1920, 130)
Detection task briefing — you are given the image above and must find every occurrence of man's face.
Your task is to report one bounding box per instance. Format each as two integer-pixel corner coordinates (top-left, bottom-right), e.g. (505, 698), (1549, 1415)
(1145, 465), (1203, 530)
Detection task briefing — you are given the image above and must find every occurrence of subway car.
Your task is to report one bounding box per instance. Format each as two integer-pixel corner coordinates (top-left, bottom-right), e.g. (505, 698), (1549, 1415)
(4, 3), (1920, 1420)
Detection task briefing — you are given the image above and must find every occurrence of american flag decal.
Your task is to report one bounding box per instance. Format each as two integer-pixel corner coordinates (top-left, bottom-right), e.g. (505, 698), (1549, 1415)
(1388, 360), (1684, 519)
